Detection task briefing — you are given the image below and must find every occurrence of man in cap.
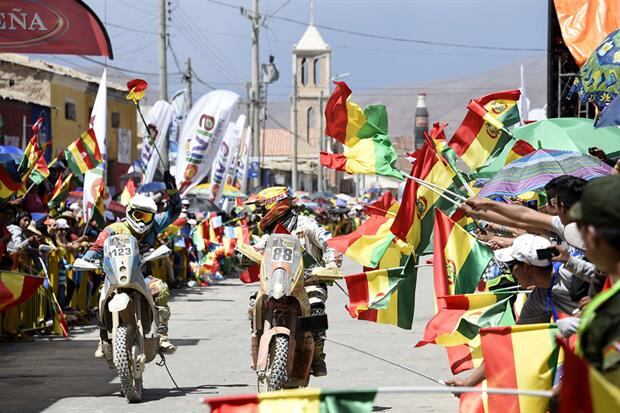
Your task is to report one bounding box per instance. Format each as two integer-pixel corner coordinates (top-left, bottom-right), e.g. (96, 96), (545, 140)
(567, 175), (620, 384)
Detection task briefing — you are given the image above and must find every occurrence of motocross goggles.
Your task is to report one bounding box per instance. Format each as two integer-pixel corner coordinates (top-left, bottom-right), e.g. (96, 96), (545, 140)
(129, 209), (154, 224)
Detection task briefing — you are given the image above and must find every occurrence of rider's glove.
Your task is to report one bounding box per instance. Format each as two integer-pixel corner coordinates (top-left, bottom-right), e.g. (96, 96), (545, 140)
(163, 170), (178, 196)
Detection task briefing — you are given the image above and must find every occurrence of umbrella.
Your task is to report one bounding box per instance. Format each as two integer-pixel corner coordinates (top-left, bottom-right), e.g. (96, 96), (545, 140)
(570, 28), (620, 111)
(476, 118), (620, 179)
(0, 145), (23, 164)
(478, 149), (612, 199)
(137, 181), (166, 193)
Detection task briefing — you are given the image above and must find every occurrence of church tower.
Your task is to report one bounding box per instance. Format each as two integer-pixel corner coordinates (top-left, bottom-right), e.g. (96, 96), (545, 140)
(291, 15), (331, 190)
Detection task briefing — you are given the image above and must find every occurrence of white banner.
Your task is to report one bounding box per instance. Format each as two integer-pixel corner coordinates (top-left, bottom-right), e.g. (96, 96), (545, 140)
(141, 100), (173, 183)
(117, 129), (132, 164)
(89, 69), (107, 158)
(235, 126), (252, 193)
(176, 90), (239, 196)
(210, 114), (246, 204)
(168, 89), (189, 177)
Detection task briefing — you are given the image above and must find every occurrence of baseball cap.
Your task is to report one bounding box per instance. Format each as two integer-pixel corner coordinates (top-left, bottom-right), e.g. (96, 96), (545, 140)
(494, 234), (553, 267)
(563, 222), (585, 250)
(569, 175), (620, 229)
(56, 218), (70, 229)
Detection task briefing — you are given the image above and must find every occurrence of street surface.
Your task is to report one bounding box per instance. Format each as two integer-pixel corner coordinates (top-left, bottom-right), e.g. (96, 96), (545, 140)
(0, 258), (458, 413)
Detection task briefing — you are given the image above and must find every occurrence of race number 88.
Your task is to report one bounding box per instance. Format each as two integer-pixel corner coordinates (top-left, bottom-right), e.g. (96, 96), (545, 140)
(272, 247), (293, 262)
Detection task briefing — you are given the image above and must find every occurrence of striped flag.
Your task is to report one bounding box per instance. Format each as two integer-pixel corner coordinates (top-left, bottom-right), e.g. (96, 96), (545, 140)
(416, 292), (515, 348)
(364, 191), (399, 217)
(480, 323), (561, 413)
(325, 81), (386, 147)
(64, 129), (102, 176)
(162, 218), (188, 239)
(504, 139), (536, 166)
(448, 90), (521, 172)
(0, 272), (44, 311)
(17, 116), (44, 178)
(344, 266), (407, 317)
(29, 153), (50, 185)
(204, 387), (377, 413)
(433, 209), (493, 296)
(327, 215), (396, 268)
(0, 159), (25, 199)
(558, 339), (620, 413)
(320, 134), (404, 180)
(47, 173), (73, 209)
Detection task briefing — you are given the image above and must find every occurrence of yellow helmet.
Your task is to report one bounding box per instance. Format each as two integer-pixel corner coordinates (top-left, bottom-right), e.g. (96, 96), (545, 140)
(255, 186), (293, 211)
(253, 187), (294, 232)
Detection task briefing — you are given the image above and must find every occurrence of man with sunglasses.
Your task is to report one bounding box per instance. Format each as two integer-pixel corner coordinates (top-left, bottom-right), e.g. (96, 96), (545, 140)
(84, 171), (182, 359)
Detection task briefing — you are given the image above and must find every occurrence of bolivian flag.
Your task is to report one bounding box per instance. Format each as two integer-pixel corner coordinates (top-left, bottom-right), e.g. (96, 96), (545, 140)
(480, 323), (560, 413)
(363, 191), (399, 217)
(163, 218), (188, 239)
(64, 129), (102, 176)
(558, 339), (620, 413)
(327, 215), (395, 268)
(320, 134), (404, 180)
(205, 387), (377, 413)
(0, 159), (25, 199)
(416, 292), (515, 348)
(504, 139), (536, 166)
(48, 173), (73, 209)
(448, 90), (520, 172)
(344, 266), (407, 317)
(433, 209), (493, 296)
(0, 272), (45, 311)
(29, 153), (50, 185)
(325, 81), (387, 147)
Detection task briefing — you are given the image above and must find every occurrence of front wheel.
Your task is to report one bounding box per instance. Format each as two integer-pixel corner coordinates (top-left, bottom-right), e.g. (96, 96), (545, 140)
(113, 325), (143, 403)
(267, 335), (289, 391)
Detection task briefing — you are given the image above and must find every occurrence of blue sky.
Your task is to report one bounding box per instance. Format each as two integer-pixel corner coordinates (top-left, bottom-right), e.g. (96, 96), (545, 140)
(39, 0), (548, 100)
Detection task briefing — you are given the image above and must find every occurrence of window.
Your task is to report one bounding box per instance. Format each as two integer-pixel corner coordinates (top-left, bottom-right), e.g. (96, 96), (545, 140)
(65, 101), (76, 121)
(307, 107), (314, 143)
(111, 112), (121, 128)
(300, 58), (307, 86)
(313, 58), (320, 85)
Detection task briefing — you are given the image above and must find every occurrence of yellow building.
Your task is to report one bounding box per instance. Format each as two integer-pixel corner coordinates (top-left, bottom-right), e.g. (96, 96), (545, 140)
(0, 53), (138, 189)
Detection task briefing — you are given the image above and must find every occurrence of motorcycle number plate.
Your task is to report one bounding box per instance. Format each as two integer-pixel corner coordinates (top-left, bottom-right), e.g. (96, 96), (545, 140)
(271, 247), (293, 263)
(106, 240), (132, 258)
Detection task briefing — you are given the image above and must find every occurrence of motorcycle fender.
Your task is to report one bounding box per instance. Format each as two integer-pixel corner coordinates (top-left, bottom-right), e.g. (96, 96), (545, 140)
(256, 326), (291, 372)
(108, 293), (131, 313)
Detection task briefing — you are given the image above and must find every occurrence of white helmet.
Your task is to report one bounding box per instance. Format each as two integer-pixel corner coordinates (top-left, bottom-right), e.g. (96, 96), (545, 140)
(126, 194), (157, 235)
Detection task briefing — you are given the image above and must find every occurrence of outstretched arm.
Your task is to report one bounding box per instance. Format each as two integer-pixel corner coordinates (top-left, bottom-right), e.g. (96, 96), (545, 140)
(463, 198), (554, 234)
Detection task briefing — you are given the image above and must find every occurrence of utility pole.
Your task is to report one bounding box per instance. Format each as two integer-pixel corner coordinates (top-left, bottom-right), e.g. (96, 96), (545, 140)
(250, 0), (261, 186)
(317, 90), (324, 192)
(159, 0), (168, 100)
(184, 57), (193, 108)
(291, 54), (298, 192)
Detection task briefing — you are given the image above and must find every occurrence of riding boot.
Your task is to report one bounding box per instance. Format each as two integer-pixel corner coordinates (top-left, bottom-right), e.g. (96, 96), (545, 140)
(311, 339), (327, 377)
(156, 305), (176, 353)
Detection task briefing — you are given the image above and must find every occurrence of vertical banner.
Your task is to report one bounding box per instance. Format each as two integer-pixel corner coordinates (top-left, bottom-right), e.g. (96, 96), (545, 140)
(141, 100), (173, 183)
(168, 89), (189, 176)
(175, 90), (239, 196)
(210, 114), (246, 204)
(89, 69), (107, 169)
(235, 126), (252, 193)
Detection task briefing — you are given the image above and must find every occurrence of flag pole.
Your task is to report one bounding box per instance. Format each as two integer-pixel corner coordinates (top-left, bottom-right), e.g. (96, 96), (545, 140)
(133, 101), (166, 171)
(400, 171), (466, 205)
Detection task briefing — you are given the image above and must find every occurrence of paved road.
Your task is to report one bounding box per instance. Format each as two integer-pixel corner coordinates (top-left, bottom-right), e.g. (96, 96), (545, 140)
(0, 258), (458, 413)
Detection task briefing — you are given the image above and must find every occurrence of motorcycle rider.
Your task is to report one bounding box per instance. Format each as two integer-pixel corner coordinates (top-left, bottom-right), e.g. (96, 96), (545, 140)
(246, 186), (342, 376)
(85, 171), (182, 361)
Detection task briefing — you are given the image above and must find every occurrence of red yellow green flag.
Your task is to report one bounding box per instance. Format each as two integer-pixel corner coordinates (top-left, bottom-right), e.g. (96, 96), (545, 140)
(480, 323), (561, 413)
(363, 191), (399, 217)
(558, 339), (620, 413)
(416, 292), (515, 348)
(64, 129), (102, 176)
(0, 272), (45, 311)
(327, 215), (395, 268)
(0, 159), (25, 199)
(433, 209), (493, 296)
(448, 90), (521, 172)
(91, 182), (107, 228)
(504, 139), (536, 166)
(320, 134), (404, 180)
(325, 81), (388, 147)
(163, 218), (188, 239)
(390, 137), (459, 256)
(48, 173), (73, 209)
(344, 266), (407, 317)
(29, 153), (50, 185)
(119, 179), (137, 206)
(204, 387), (377, 413)
(17, 116), (43, 178)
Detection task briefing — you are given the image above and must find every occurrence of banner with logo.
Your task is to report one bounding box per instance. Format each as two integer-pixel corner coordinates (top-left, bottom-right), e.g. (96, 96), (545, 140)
(176, 90), (239, 196)
(235, 127), (252, 193)
(210, 114), (246, 204)
(141, 100), (173, 184)
(168, 89), (189, 177)
(0, 0), (113, 57)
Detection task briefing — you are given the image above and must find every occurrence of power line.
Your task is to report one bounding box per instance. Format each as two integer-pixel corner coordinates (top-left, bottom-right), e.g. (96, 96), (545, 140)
(191, 70), (216, 90)
(79, 56), (181, 77)
(202, 0), (545, 52)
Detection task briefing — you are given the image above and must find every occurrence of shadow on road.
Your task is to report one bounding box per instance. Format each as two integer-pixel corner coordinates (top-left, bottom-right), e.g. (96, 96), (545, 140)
(0, 339), (117, 413)
(140, 383), (250, 402)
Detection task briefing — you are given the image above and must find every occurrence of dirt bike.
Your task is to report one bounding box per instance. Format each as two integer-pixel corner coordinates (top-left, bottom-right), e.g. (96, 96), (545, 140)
(238, 234), (341, 392)
(74, 234), (170, 403)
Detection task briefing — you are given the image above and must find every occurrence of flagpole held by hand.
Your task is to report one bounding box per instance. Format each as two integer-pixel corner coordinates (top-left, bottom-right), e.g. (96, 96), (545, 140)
(134, 102), (166, 171)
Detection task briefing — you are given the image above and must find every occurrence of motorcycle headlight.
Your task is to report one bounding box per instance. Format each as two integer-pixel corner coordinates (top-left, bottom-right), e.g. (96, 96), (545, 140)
(270, 268), (287, 299)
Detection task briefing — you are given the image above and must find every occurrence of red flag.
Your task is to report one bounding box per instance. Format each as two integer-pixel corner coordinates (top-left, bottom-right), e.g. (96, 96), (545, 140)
(324, 81), (352, 145)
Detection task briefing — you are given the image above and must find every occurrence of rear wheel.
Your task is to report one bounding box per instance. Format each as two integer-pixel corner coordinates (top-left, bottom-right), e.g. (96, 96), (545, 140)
(267, 335), (289, 391)
(113, 325), (143, 403)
